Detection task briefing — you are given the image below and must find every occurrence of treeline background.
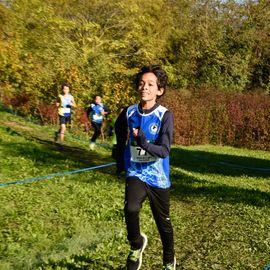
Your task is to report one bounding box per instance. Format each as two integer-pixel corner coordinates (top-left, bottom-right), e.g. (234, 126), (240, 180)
(0, 0), (269, 150)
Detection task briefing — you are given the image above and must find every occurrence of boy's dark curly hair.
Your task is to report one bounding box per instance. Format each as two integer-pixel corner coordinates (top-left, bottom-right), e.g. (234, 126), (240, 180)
(135, 65), (168, 98)
(61, 82), (71, 90)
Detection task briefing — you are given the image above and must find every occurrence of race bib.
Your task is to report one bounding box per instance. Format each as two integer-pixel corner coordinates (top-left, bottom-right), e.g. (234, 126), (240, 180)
(130, 145), (157, 163)
(62, 108), (71, 114)
(60, 107), (71, 116)
(93, 114), (103, 121)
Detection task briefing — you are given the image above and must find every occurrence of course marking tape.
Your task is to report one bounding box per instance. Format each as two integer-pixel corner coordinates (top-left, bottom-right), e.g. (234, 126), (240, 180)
(184, 151), (270, 172)
(0, 162), (116, 188)
(65, 133), (113, 149)
(216, 161), (270, 171)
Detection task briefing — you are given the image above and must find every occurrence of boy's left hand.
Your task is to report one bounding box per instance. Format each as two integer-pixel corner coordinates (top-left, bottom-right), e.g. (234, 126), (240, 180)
(132, 128), (139, 137)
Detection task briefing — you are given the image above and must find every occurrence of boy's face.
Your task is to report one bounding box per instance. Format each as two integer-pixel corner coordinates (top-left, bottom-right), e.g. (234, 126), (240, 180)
(62, 86), (70, 94)
(138, 72), (164, 103)
(95, 96), (102, 104)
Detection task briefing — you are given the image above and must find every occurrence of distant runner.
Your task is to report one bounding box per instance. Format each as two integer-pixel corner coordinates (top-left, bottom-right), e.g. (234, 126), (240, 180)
(55, 83), (76, 148)
(87, 95), (110, 150)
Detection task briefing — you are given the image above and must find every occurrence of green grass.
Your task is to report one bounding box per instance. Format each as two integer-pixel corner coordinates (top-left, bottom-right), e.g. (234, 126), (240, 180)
(0, 107), (270, 270)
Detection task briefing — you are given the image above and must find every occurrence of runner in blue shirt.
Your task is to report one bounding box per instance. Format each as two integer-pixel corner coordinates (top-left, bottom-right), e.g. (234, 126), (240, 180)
(115, 65), (176, 270)
(87, 95), (110, 150)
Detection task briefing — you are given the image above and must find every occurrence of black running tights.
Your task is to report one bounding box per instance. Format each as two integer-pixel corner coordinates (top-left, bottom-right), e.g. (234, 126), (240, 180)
(124, 176), (175, 264)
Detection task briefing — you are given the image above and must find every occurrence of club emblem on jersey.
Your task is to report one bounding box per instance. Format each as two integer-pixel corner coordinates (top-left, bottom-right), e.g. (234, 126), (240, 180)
(149, 123), (159, 134)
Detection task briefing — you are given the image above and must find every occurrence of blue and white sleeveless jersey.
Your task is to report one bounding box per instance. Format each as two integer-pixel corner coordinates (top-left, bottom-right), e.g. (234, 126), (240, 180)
(125, 104), (170, 188)
(58, 94), (73, 117)
(89, 103), (105, 124)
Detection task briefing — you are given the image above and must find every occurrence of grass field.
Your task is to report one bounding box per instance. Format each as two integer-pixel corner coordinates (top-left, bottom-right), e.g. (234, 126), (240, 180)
(0, 107), (270, 270)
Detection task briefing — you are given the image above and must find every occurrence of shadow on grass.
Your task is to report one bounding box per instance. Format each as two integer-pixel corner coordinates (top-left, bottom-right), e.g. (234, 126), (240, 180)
(2, 138), (108, 167)
(170, 147), (270, 178)
(0, 130), (115, 185)
(170, 170), (270, 207)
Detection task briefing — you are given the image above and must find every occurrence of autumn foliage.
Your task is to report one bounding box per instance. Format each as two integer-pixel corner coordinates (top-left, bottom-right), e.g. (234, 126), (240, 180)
(161, 89), (270, 150)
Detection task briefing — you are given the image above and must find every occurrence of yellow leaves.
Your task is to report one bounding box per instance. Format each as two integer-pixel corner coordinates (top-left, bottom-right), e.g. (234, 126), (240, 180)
(101, 81), (137, 113)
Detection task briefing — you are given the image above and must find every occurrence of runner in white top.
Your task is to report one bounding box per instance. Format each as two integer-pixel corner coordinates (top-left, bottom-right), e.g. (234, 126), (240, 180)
(55, 83), (76, 148)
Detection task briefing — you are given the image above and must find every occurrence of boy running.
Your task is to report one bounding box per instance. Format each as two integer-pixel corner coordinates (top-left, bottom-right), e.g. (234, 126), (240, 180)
(115, 65), (176, 270)
(87, 95), (110, 150)
(55, 83), (76, 147)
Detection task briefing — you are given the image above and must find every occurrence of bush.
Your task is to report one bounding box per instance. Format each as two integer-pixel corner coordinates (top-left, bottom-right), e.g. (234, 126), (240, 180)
(161, 89), (270, 150)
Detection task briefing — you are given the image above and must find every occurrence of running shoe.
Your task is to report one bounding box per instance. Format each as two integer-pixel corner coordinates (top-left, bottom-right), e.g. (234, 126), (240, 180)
(126, 233), (148, 270)
(89, 142), (95, 150)
(163, 257), (176, 270)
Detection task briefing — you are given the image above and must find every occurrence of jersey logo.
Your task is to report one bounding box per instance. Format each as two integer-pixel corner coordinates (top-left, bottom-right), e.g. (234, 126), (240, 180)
(149, 123), (159, 135)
